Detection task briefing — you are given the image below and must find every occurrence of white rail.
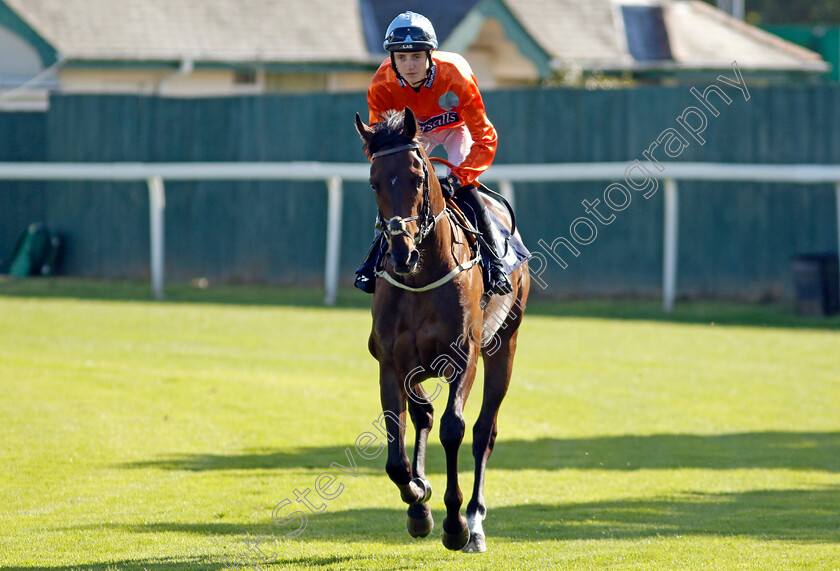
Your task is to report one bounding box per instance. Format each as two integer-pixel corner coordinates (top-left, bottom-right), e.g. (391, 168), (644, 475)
(1, 161), (838, 309)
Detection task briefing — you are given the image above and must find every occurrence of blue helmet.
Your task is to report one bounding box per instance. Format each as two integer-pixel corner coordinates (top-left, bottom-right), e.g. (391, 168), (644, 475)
(383, 11), (438, 52)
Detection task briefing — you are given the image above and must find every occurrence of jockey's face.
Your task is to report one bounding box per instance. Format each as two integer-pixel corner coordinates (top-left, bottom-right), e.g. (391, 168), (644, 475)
(393, 51), (429, 87)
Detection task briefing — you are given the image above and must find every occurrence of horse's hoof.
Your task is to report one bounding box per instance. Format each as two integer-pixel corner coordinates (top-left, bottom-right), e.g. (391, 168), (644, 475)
(462, 532), (486, 553)
(406, 504), (434, 538)
(441, 516), (470, 551)
(410, 477), (432, 503)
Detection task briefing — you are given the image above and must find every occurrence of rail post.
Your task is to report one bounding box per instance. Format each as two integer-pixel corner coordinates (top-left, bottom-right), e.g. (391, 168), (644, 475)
(324, 175), (343, 306)
(147, 175), (166, 301)
(663, 178), (679, 312)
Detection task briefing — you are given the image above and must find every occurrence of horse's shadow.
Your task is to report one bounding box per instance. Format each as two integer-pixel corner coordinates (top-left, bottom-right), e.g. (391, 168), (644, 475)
(119, 431), (840, 473)
(59, 485), (840, 546)
(118, 446), (382, 473)
(305, 486), (840, 543)
(490, 487), (840, 543)
(106, 431), (840, 552)
(0, 557), (219, 571)
(20, 486), (838, 570)
(0, 553), (364, 571)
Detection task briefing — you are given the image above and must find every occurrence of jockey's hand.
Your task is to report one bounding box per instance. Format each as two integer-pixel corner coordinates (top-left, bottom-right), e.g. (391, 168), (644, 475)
(437, 174), (461, 199)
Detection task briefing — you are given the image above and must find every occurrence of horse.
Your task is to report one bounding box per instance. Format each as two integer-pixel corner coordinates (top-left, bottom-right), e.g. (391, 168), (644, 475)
(355, 107), (530, 553)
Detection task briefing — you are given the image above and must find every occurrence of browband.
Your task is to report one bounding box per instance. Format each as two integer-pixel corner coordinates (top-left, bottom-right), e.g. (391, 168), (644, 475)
(370, 143), (420, 160)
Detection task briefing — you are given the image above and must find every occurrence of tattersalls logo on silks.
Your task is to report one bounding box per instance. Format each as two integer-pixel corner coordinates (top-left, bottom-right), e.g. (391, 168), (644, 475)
(419, 111), (459, 133)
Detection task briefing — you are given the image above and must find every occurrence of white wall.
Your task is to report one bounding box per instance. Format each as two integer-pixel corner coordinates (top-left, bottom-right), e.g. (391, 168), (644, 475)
(0, 25), (42, 78)
(463, 18), (539, 88)
(58, 68), (263, 96)
(58, 68), (372, 96)
(0, 25), (50, 110)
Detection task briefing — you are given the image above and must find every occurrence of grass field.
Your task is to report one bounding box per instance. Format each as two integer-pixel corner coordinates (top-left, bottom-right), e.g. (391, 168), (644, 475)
(1, 278), (839, 570)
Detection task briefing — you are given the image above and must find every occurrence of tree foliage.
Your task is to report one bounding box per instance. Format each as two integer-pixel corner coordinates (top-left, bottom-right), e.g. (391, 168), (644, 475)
(703, 0), (840, 25)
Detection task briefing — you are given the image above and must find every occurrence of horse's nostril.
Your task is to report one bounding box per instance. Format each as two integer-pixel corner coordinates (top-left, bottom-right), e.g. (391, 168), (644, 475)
(386, 246), (417, 274)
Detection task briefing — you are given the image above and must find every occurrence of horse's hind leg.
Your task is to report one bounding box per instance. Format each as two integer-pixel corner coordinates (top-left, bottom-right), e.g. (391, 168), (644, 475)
(406, 386), (434, 538)
(464, 325), (522, 553)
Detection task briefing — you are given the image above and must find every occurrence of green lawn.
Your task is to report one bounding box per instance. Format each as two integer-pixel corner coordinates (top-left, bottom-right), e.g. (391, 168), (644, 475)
(1, 279), (838, 570)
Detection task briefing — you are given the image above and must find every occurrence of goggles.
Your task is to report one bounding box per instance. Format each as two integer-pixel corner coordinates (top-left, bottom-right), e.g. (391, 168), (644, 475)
(385, 26), (433, 44)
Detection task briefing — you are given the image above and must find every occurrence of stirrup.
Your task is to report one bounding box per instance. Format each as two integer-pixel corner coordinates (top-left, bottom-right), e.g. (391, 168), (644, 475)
(354, 262), (378, 294)
(354, 234), (385, 294)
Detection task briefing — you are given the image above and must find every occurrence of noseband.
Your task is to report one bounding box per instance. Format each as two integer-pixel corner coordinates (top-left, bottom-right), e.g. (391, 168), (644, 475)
(370, 143), (445, 247)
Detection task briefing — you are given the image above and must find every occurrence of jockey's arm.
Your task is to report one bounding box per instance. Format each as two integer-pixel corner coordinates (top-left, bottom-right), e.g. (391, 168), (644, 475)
(449, 85), (497, 187)
(367, 87), (388, 125)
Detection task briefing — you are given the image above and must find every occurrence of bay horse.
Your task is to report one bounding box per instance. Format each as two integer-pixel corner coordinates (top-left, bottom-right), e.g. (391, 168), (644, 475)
(355, 107), (530, 552)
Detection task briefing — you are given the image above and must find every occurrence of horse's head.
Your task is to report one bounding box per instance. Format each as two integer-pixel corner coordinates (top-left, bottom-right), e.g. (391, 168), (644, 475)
(356, 107), (441, 276)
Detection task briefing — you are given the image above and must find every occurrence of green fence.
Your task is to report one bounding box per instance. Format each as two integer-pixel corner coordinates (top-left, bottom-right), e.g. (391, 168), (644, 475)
(1, 85), (839, 299)
(0, 112), (47, 271)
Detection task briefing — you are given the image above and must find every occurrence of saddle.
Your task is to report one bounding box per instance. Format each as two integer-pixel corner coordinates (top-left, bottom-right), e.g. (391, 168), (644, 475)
(357, 187), (530, 295)
(448, 191), (530, 290)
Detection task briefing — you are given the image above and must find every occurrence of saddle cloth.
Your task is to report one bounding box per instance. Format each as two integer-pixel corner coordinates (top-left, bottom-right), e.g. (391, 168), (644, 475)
(450, 194), (531, 286)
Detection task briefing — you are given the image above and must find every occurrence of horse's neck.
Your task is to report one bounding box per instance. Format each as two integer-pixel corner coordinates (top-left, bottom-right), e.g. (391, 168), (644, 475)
(392, 153), (458, 284)
(417, 189), (458, 274)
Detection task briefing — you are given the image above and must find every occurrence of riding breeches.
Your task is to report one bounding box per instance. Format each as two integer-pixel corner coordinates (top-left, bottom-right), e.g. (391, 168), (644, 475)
(422, 124), (473, 175)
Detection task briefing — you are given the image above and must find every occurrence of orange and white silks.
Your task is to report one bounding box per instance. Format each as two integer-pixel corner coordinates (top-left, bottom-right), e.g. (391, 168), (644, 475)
(367, 51), (498, 187)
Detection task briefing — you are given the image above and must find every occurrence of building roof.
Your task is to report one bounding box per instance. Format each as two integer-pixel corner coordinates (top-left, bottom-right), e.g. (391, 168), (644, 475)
(2, 0), (375, 65)
(505, 0), (626, 66)
(505, 0), (827, 74)
(666, 1), (827, 72)
(0, 0), (828, 76)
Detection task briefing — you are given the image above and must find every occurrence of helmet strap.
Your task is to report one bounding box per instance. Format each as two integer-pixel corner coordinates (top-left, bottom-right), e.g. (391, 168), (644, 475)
(389, 52), (401, 81)
(425, 51), (434, 82)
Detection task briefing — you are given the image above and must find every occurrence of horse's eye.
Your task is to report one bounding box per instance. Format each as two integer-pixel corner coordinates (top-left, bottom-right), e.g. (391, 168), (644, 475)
(369, 183), (377, 192)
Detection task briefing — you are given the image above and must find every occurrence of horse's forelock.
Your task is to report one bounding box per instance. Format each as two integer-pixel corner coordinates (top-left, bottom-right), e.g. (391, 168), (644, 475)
(366, 110), (425, 157)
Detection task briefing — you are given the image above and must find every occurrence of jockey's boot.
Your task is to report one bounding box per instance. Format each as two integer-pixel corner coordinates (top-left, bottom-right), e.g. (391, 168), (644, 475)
(354, 232), (385, 294)
(458, 186), (513, 295)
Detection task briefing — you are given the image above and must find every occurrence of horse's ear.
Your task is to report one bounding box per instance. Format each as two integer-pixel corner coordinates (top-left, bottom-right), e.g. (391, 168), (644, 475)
(403, 107), (418, 140)
(355, 112), (374, 143)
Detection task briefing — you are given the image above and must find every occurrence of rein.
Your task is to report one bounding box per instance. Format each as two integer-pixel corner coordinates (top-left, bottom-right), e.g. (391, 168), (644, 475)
(369, 141), (480, 293)
(371, 142), (442, 246)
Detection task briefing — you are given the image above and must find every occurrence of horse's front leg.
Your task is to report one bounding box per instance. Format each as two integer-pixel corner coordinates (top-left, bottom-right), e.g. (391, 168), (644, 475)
(379, 365), (432, 510)
(439, 354), (478, 551)
(405, 384), (435, 537)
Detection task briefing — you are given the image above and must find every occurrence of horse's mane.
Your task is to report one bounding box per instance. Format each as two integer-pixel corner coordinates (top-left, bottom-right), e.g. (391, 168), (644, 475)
(365, 110), (426, 157)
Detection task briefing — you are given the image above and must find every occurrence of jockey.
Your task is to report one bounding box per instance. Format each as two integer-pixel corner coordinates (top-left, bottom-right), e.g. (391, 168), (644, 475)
(354, 10), (513, 295)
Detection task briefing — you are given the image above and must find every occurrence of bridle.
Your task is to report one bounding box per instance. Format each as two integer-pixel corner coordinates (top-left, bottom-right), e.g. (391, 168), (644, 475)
(369, 141), (480, 293)
(370, 143), (446, 248)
